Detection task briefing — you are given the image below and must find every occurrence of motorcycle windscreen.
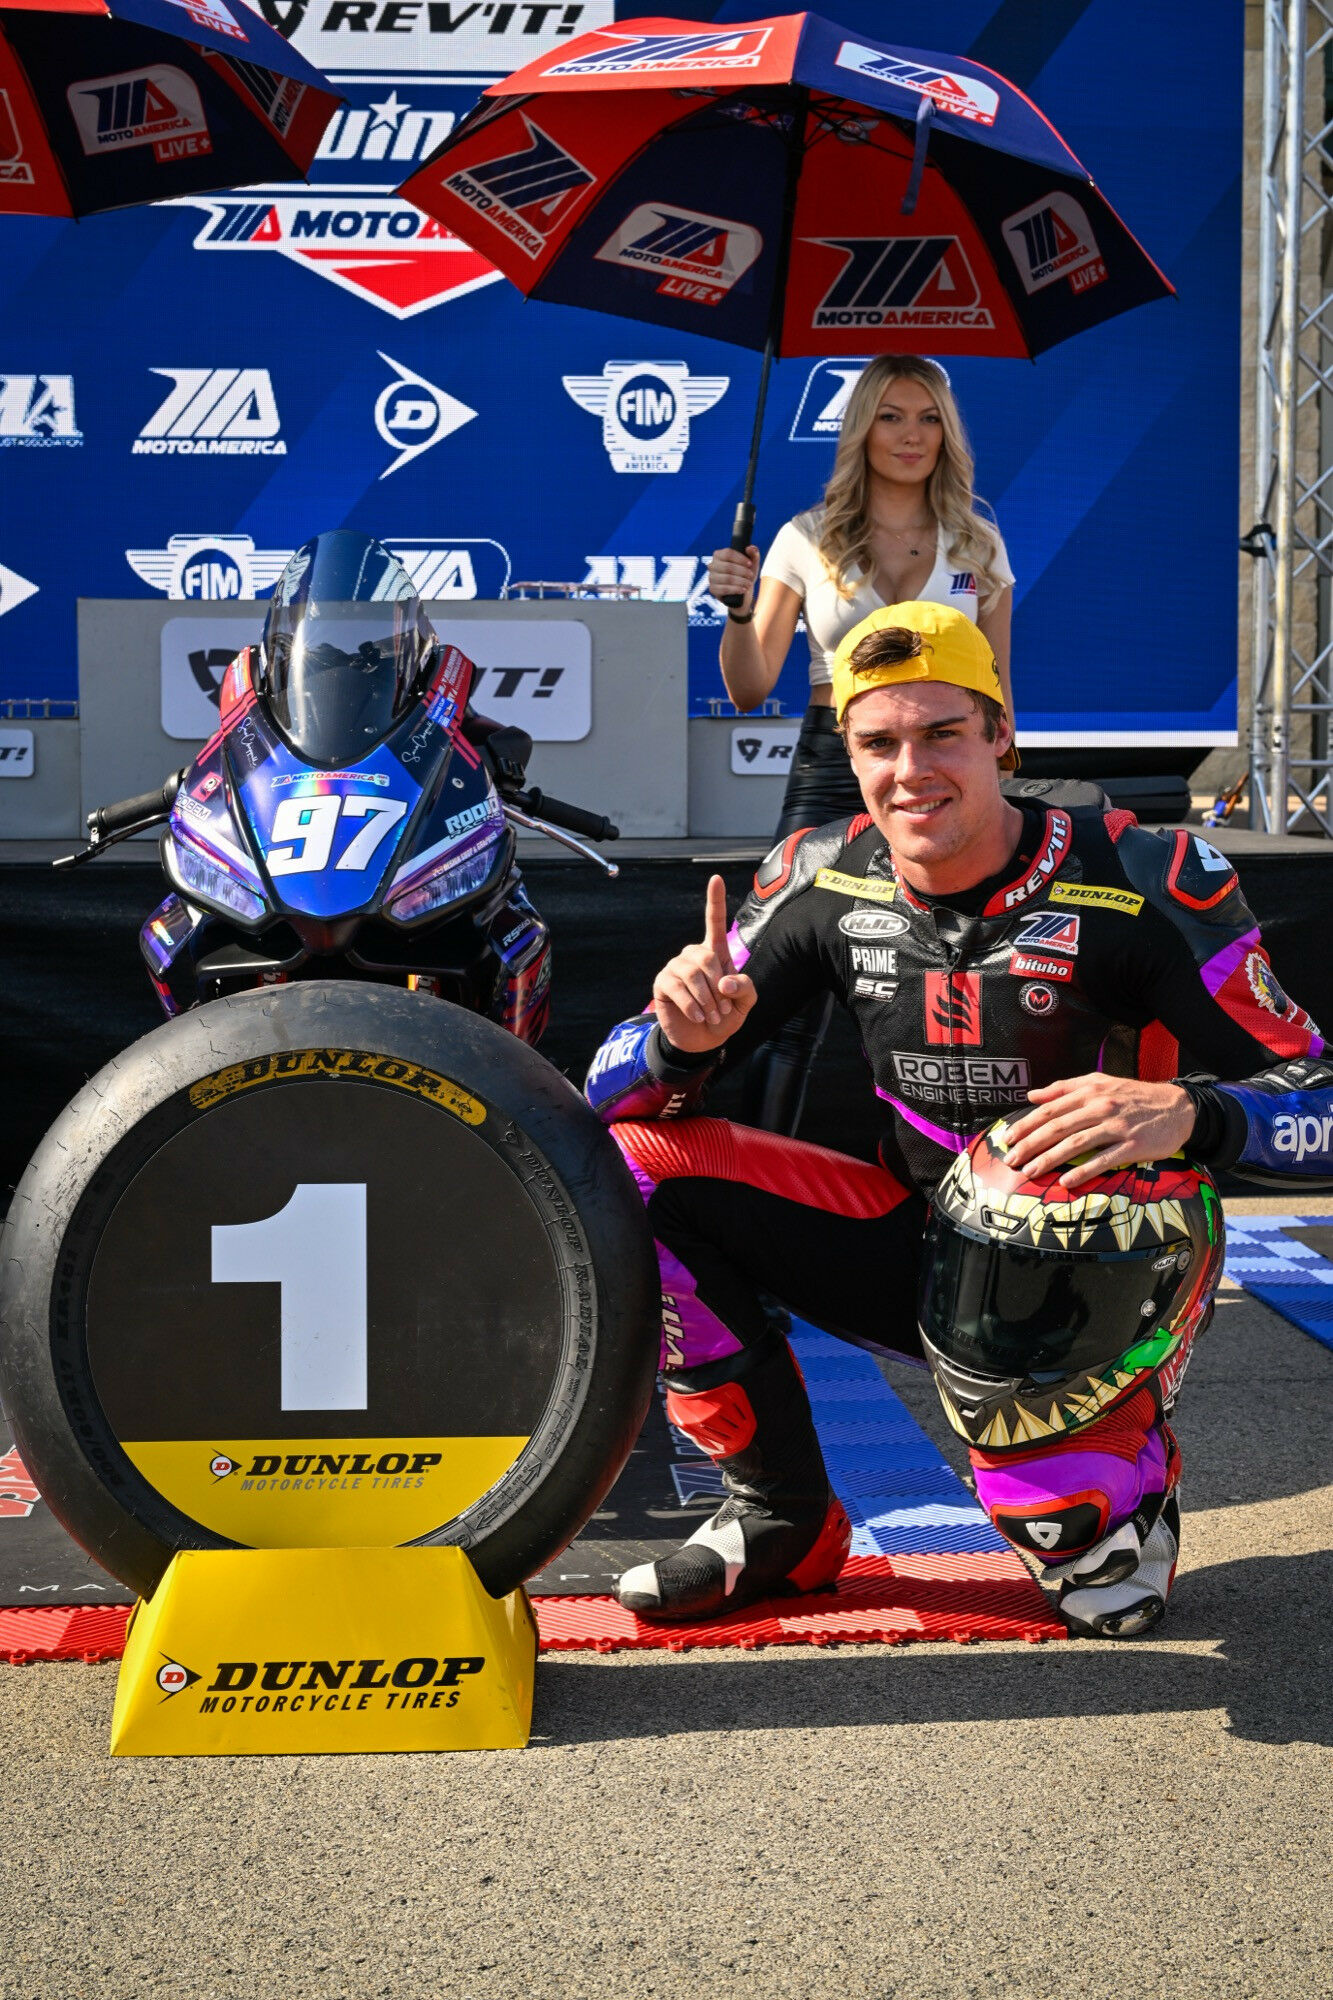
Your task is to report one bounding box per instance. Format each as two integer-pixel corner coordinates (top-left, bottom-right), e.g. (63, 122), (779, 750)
(918, 1212), (1183, 1381)
(264, 612), (429, 768)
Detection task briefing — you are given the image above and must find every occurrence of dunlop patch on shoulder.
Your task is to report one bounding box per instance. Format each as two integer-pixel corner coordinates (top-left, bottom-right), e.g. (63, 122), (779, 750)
(814, 868), (898, 905)
(189, 1049), (486, 1123)
(1049, 883), (1144, 916)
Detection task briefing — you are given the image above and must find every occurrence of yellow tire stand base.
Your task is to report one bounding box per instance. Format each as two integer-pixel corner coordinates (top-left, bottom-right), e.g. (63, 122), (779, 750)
(110, 1545), (536, 1757)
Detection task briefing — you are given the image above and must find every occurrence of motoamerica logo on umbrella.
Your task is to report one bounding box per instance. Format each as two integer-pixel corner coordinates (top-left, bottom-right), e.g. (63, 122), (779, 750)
(547, 26), (774, 75)
(810, 236), (992, 332)
(171, 84), (503, 316)
(443, 115), (595, 260)
(595, 203), (762, 306)
(68, 67), (212, 163)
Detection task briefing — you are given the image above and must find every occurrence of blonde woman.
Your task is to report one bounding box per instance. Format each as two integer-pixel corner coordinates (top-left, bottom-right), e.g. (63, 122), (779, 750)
(706, 355), (1015, 1134)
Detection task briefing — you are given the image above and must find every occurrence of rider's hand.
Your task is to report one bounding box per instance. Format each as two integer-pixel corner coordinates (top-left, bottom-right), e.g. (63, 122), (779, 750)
(708, 544), (760, 615)
(652, 874), (758, 1055)
(1001, 1075), (1197, 1191)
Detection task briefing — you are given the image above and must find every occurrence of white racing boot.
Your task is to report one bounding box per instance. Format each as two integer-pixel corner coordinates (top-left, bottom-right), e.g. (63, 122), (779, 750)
(1052, 1490), (1181, 1639)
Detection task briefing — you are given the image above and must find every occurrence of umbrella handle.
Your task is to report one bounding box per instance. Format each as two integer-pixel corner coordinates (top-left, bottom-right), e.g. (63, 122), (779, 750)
(718, 502), (756, 610)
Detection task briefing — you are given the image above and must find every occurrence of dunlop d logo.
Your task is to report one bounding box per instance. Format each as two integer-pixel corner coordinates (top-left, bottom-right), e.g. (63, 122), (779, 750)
(814, 868), (899, 905)
(189, 1048), (486, 1122)
(1048, 883), (1144, 916)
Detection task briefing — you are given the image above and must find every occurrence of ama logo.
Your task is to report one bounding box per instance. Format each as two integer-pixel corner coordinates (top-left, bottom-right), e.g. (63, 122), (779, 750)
(1003, 194), (1107, 297)
(548, 25), (773, 75)
(443, 115), (594, 260)
(177, 86), (502, 318)
(0, 374), (82, 447)
(834, 43), (999, 125)
(68, 66), (211, 163)
(595, 203), (762, 307)
(563, 362), (727, 473)
(812, 237), (993, 332)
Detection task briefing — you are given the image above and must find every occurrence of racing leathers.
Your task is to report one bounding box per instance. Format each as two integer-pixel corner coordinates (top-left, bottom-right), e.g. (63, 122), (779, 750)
(585, 804), (1332, 1628)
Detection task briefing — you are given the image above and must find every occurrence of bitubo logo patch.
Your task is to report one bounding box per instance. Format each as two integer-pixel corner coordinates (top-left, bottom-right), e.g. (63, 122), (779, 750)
(810, 237), (993, 332)
(0, 375), (82, 447)
(1272, 1112), (1333, 1162)
(1003, 194), (1106, 297)
(196, 1655), (484, 1717)
(594, 203), (762, 306)
(563, 362), (728, 473)
(375, 351), (476, 478)
(833, 43), (999, 125)
(68, 66), (211, 162)
(133, 368), (285, 457)
(443, 115), (594, 259)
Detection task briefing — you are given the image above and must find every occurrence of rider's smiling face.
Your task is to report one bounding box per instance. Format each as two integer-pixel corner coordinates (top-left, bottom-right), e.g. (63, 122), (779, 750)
(843, 680), (1017, 894)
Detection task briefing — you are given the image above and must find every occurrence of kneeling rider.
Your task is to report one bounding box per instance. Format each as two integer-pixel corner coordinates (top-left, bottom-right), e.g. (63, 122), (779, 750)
(584, 601), (1333, 1636)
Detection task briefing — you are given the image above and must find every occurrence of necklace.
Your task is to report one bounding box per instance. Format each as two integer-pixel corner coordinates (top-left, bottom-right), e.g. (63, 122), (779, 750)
(873, 517), (934, 558)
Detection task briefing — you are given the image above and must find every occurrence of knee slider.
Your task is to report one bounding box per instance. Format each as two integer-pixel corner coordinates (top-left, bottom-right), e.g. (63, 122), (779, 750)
(665, 1379), (758, 1459)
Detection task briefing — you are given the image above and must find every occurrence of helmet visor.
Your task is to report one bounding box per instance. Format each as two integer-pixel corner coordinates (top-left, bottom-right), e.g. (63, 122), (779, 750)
(919, 1210), (1188, 1382)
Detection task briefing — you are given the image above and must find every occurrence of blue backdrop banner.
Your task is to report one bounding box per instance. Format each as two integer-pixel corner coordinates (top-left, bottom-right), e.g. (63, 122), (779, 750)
(0, 0), (1243, 745)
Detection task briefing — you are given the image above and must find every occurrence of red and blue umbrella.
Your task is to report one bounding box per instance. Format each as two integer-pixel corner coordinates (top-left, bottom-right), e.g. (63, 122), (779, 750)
(400, 12), (1173, 548)
(0, 0), (340, 216)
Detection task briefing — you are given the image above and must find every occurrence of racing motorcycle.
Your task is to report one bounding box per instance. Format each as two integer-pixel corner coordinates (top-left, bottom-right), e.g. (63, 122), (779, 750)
(56, 529), (620, 1031)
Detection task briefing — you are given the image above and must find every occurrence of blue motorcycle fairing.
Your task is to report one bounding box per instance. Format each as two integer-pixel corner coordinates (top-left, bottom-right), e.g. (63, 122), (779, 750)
(232, 730), (425, 920)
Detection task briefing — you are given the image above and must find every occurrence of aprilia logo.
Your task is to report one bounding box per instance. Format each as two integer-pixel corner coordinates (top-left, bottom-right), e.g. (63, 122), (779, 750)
(133, 368), (285, 456)
(812, 237), (992, 331)
(444, 116), (593, 258)
(925, 970), (982, 1046)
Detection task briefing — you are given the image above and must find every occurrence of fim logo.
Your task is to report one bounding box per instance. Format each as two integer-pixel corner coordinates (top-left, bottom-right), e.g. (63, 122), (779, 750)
(1003, 193), (1107, 297)
(375, 352), (477, 479)
(68, 65), (212, 163)
(126, 534), (293, 600)
(133, 367), (285, 457)
(156, 1657), (203, 1700)
(0, 374), (82, 448)
(789, 357), (869, 442)
(594, 202), (762, 307)
(812, 237), (993, 332)
(443, 114), (594, 260)
(563, 362), (727, 473)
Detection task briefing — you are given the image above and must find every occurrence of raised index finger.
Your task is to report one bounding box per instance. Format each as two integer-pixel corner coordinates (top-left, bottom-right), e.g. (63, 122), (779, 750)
(703, 873), (732, 967)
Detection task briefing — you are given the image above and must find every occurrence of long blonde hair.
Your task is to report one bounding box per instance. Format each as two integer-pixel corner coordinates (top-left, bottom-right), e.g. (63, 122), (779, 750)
(813, 355), (1007, 611)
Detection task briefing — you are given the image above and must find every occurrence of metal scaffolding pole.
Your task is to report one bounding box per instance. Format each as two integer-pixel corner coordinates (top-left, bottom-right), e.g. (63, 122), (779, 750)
(1250, 0), (1333, 835)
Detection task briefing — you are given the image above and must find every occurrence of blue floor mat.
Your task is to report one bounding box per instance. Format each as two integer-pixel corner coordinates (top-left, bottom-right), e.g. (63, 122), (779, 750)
(1223, 1212), (1333, 1353)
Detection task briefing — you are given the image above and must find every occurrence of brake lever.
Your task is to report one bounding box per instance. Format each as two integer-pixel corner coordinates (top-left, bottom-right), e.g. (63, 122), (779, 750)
(503, 803), (619, 877)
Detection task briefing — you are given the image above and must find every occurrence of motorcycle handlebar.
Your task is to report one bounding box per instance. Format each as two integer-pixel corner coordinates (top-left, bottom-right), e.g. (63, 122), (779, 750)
(522, 788), (620, 842)
(88, 772), (182, 838)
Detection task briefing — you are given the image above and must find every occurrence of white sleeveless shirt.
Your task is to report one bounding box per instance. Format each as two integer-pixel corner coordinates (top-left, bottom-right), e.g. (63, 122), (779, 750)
(760, 509), (1015, 688)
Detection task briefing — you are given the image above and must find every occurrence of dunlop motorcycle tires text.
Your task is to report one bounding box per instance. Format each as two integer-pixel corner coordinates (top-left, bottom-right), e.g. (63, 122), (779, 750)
(0, 983), (659, 1600)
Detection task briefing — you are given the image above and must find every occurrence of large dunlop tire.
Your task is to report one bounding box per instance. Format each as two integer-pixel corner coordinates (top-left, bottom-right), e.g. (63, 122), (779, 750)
(0, 983), (658, 1600)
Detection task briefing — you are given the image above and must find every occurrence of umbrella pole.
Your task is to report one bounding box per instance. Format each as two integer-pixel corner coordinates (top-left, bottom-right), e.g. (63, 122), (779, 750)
(721, 86), (810, 605)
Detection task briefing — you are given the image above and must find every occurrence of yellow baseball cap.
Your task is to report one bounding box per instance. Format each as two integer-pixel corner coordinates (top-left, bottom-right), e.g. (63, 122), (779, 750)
(832, 601), (1018, 772)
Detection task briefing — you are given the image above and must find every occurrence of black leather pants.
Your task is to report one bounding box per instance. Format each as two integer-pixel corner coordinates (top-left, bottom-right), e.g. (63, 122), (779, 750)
(741, 705), (861, 1136)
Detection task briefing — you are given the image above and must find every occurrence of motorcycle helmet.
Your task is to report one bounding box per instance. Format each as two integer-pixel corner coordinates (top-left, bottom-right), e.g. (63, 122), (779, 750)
(918, 1121), (1224, 1452)
(259, 531), (438, 766)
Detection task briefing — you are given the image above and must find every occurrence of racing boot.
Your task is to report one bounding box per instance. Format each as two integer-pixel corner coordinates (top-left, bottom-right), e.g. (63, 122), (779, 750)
(1053, 1488), (1181, 1639)
(615, 1337), (851, 1621)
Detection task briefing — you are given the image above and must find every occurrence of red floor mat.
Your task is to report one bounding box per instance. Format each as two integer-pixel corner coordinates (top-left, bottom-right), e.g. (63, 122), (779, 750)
(0, 1553), (1062, 1663)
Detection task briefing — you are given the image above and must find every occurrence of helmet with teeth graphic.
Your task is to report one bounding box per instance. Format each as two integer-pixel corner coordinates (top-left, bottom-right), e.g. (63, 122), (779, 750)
(917, 1122), (1224, 1451)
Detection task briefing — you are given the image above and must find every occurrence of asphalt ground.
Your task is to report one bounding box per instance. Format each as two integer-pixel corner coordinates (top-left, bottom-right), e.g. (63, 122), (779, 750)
(2, 865), (1332, 1997)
